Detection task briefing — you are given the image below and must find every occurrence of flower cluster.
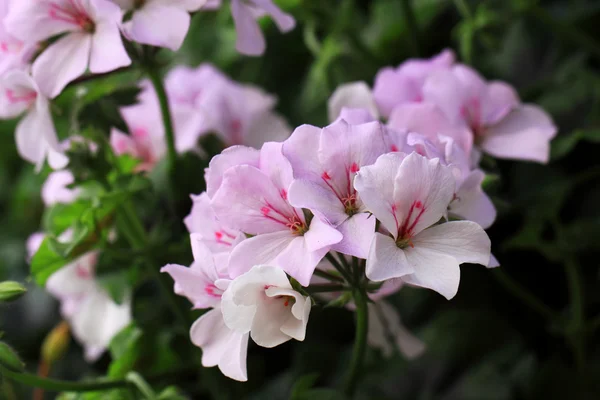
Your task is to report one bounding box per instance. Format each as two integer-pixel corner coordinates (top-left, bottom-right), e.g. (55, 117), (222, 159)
(0, 0), (294, 170)
(161, 50), (557, 381)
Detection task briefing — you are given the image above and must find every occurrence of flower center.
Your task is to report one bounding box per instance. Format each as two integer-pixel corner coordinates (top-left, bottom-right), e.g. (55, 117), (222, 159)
(260, 201), (307, 235)
(204, 283), (223, 298)
(5, 88), (36, 106)
(393, 200), (426, 246)
(48, 1), (95, 33)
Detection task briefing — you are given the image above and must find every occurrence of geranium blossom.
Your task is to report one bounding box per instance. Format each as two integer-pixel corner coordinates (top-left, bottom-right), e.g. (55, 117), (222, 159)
(354, 152), (491, 299)
(282, 119), (388, 258)
(162, 235), (248, 381)
(423, 65), (557, 163)
(112, 0), (207, 50)
(0, 70), (67, 170)
(41, 170), (80, 206)
(27, 234), (131, 362)
(204, 0), (295, 56)
(221, 265), (311, 348)
(0, 0), (36, 75)
(5, 0), (131, 98)
(211, 142), (342, 285)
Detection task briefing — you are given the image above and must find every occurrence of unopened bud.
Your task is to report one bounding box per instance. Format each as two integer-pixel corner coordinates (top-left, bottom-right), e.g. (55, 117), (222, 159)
(0, 342), (25, 372)
(0, 281), (26, 302)
(41, 321), (70, 366)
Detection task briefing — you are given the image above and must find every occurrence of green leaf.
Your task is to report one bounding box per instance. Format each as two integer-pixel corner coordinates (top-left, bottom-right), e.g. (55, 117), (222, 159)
(0, 342), (25, 372)
(0, 281), (26, 302)
(43, 200), (94, 236)
(97, 271), (130, 305)
(108, 325), (143, 379)
(294, 389), (346, 400)
(30, 238), (69, 286)
(550, 129), (600, 160)
(290, 373), (320, 399)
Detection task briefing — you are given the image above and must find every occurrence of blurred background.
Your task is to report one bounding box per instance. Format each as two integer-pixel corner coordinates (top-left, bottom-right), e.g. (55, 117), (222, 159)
(2, 0), (600, 399)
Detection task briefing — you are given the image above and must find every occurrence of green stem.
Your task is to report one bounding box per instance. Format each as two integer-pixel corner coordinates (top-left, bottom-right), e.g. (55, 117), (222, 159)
(145, 66), (177, 173)
(563, 257), (585, 370)
(528, 5), (600, 63)
(400, 0), (421, 56)
(343, 288), (369, 397)
(0, 366), (133, 393)
(325, 253), (353, 284)
(117, 201), (192, 329)
(492, 269), (556, 321)
(312, 269), (345, 283)
(453, 0), (473, 18)
(305, 284), (349, 294)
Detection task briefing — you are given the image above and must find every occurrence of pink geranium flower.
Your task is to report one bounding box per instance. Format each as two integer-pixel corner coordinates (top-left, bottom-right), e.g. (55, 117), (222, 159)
(354, 152), (491, 299)
(211, 142), (343, 286)
(0, 70), (67, 170)
(282, 119), (388, 258)
(5, 0), (131, 98)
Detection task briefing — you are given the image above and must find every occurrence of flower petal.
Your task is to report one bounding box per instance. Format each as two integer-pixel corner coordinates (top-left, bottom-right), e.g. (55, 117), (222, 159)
(402, 247), (461, 300)
(328, 81), (379, 122)
(330, 213), (375, 259)
(365, 233), (414, 282)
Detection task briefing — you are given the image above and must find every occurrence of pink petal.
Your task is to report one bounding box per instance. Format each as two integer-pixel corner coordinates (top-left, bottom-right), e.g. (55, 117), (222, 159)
(126, 4), (190, 50)
(480, 105), (557, 164)
(482, 81), (519, 125)
(327, 81), (379, 122)
(330, 213), (375, 259)
(89, 21), (131, 73)
(303, 216), (343, 253)
(227, 231), (293, 278)
(252, 0), (295, 32)
(205, 145), (260, 197)
(231, 0), (265, 56)
(32, 32), (92, 98)
(282, 124), (322, 180)
(450, 170), (496, 229)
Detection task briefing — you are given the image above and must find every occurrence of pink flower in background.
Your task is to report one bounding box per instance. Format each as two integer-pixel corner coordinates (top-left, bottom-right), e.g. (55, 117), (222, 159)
(5, 0), (131, 98)
(41, 170), (80, 206)
(208, 0), (295, 56)
(423, 65), (557, 163)
(162, 234), (249, 381)
(373, 49), (455, 118)
(27, 234), (131, 362)
(184, 192), (244, 253)
(166, 64), (291, 149)
(354, 152), (491, 299)
(221, 265), (311, 348)
(110, 81), (202, 170)
(0, 70), (67, 170)
(282, 120), (388, 258)
(211, 142), (342, 286)
(328, 81), (379, 122)
(112, 0), (207, 50)
(0, 0), (36, 75)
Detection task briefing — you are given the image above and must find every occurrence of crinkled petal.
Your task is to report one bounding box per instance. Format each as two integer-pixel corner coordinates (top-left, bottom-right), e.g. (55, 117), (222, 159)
(365, 233), (414, 282)
(402, 246), (461, 300)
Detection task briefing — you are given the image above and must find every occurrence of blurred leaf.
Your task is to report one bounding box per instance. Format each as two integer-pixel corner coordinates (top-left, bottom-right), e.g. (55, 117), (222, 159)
(0, 281), (26, 302)
(108, 324), (143, 379)
(290, 373), (320, 399)
(30, 238), (69, 286)
(294, 388), (346, 400)
(551, 129), (600, 160)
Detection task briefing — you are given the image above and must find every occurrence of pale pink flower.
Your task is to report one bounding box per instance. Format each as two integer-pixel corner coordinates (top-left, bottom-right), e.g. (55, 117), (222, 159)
(162, 235), (248, 381)
(423, 65), (557, 163)
(0, 0), (37, 74)
(41, 170), (80, 206)
(184, 192), (244, 253)
(354, 152), (491, 299)
(207, 0), (295, 56)
(204, 145), (260, 198)
(165, 64), (227, 109)
(27, 234), (131, 362)
(221, 265), (311, 348)
(373, 49), (455, 118)
(211, 142), (343, 286)
(5, 0), (131, 98)
(328, 81), (379, 122)
(0, 70), (67, 170)
(110, 80), (202, 170)
(112, 0), (207, 50)
(282, 120), (388, 258)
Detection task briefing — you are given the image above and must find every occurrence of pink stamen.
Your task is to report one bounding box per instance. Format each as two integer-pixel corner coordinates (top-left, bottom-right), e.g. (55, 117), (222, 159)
(280, 189), (287, 200)
(350, 162), (360, 173)
(229, 119), (243, 145)
(75, 265), (91, 279)
(204, 283), (222, 298)
(390, 144), (399, 152)
(5, 89), (36, 105)
(48, 0), (94, 31)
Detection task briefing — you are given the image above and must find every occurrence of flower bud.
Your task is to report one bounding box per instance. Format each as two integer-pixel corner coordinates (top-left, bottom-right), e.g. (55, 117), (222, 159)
(41, 321), (70, 366)
(0, 281), (26, 302)
(0, 342), (25, 372)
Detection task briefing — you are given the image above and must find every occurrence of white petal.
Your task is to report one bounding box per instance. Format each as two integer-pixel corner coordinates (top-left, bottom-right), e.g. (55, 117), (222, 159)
(365, 233), (414, 282)
(89, 21), (131, 73)
(327, 81), (379, 122)
(330, 213), (375, 259)
(412, 221), (491, 266)
(402, 247), (461, 300)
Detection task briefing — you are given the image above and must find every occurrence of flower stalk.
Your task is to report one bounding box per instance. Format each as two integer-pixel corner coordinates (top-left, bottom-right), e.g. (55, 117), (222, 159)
(343, 283), (369, 397)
